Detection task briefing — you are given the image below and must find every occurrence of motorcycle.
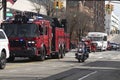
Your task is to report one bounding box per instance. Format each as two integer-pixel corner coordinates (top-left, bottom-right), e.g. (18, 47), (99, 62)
(75, 42), (89, 62)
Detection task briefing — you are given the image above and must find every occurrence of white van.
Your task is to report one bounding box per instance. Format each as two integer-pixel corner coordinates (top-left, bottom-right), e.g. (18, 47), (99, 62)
(87, 32), (107, 51)
(0, 29), (9, 69)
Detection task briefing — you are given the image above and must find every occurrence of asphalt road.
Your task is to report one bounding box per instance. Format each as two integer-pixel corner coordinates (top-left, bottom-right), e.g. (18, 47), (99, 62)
(0, 49), (120, 80)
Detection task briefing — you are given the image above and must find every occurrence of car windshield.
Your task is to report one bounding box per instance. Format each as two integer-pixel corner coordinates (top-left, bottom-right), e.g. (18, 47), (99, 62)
(1, 23), (40, 38)
(0, 31), (6, 39)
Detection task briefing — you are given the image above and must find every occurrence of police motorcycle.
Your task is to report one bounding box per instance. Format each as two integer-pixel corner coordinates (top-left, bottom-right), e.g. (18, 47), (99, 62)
(75, 42), (89, 62)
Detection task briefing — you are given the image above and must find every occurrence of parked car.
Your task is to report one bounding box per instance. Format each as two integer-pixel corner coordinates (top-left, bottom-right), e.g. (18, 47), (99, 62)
(107, 42), (119, 50)
(116, 43), (120, 50)
(0, 29), (9, 69)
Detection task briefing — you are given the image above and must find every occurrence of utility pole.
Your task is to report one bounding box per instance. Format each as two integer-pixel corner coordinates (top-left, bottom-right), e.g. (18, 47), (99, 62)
(2, 0), (6, 20)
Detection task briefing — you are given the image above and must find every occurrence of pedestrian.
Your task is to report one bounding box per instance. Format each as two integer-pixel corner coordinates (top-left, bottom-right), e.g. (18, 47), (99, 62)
(91, 43), (96, 52)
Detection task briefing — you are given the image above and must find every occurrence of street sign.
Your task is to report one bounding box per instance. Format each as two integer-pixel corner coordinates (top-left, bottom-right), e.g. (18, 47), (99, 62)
(6, 13), (13, 17)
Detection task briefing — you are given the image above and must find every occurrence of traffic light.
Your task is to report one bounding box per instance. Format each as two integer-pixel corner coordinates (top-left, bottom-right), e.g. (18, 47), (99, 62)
(56, 1), (59, 9)
(105, 4), (114, 14)
(111, 4), (114, 11)
(54, 0), (59, 9)
(54, 0), (63, 9)
(107, 4), (110, 9)
(59, 1), (63, 9)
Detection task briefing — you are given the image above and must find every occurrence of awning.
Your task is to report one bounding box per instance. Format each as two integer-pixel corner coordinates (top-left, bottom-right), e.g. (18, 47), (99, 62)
(7, 0), (47, 15)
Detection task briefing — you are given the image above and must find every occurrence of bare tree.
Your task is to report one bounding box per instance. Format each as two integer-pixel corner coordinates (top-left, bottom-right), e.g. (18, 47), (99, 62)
(77, 11), (92, 40)
(66, 2), (92, 41)
(66, 7), (78, 41)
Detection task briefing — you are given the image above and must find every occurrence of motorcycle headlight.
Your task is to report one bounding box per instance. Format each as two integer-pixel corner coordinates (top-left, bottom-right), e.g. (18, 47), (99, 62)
(78, 48), (82, 52)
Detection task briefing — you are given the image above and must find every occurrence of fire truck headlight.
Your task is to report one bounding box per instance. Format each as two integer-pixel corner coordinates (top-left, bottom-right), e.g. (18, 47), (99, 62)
(31, 41), (35, 44)
(28, 41), (35, 44)
(28, 41), (31, 44)
(27, 41), (36, 47)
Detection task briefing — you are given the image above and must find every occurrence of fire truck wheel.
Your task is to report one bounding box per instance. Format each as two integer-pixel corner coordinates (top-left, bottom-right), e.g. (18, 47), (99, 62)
(57, 49), (62, 59)
(39, 47), (46, 61)
(57, 52), (61, 59)
(0, 51), (6, 69)
(7, 56), (15, 62)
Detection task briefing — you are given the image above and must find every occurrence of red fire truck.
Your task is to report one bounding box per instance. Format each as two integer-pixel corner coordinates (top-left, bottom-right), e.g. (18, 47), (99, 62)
(1, 16), (70, 61)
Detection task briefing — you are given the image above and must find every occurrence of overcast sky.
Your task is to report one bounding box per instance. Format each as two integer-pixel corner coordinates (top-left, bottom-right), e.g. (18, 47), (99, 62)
(113, 2), (120, 19)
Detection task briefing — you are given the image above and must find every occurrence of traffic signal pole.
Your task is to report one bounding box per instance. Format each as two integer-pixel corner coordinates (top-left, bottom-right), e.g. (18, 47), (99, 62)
(2, 0), (6, 20)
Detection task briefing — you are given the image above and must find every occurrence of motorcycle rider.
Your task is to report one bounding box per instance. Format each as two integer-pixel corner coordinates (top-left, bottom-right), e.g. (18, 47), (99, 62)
(81, 39), (89, 58)
(75, 39), (89, 62)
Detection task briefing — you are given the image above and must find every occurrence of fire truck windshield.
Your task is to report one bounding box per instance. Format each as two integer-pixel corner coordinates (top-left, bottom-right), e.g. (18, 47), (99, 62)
(1, 23), (40, 38)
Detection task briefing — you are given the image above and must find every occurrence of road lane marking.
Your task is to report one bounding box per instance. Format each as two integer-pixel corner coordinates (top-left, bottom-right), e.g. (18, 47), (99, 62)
(8, 70), (18, 72)
(98, 57), (103, 58)
(75, 66), (120, 70)
(78, 71), (97, 80)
